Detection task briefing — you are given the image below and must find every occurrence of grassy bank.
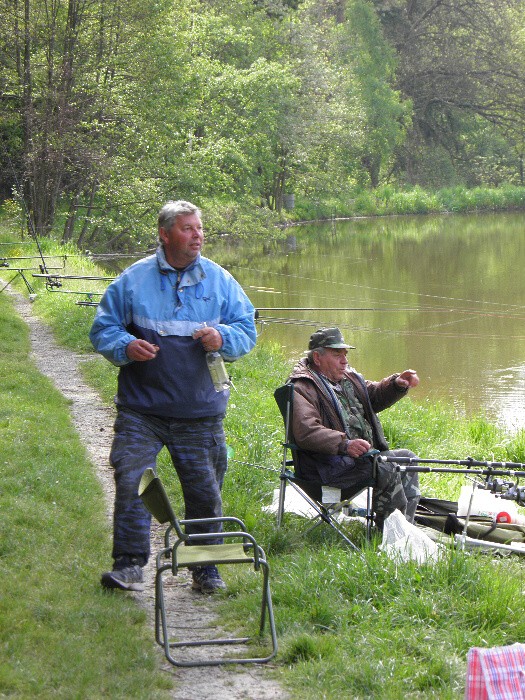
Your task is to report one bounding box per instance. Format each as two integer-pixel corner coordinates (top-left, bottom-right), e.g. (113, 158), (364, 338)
(3, 232), (525, 698)
(156, 185), (525, 242)
(0, 292), (172, 699)
(202, 184), (525, 236)
(289, 183), (525, 223)
(4, 184), (525, 248)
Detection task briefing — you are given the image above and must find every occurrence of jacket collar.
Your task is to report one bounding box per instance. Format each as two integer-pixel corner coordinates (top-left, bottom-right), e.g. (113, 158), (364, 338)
(155, 245), (205, 285)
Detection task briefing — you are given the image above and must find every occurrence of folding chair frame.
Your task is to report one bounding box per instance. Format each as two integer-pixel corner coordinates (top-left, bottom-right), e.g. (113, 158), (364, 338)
(274, 383), (375, 550)
(138, 468), (278, 667)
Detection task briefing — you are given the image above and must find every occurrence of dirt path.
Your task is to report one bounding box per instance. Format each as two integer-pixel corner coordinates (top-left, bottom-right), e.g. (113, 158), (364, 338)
(7, 286), (287, 700)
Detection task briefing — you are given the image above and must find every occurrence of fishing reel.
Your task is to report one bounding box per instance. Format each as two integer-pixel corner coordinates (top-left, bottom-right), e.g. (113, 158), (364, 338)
(483, 476), (515, 494)
(45, 275), (62, 290)
(500, 484), (525, 506)
(482, 476), (525, 505)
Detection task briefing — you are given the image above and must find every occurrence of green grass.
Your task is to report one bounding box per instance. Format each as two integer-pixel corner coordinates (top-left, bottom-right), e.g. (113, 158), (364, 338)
(291, 184), (525, 222)
(0, 294), (172, 698)
(264, 545), (525, 699)
(4, 230), (525, 698)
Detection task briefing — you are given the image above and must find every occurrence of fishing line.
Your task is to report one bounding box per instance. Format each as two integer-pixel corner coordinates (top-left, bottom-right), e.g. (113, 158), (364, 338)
(256, 316), (525, 340)
(235, 266), (525, 313)
(255, 306), (525, 320)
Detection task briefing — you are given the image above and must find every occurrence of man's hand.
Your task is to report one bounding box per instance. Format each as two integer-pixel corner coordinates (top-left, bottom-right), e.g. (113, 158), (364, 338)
(126, 339), (159, 361)
(395, 369), (419, 390)
(346, 438), (372, 457)
(193, 326), (223, 352)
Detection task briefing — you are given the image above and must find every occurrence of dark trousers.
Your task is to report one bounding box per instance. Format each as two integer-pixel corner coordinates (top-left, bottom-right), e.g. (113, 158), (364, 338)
(109, 407), (227, 565)
(374, 449), (421, 526)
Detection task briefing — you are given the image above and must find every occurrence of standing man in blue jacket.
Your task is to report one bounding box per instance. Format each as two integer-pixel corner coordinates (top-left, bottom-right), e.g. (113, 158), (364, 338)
(90, 200), (256, 593)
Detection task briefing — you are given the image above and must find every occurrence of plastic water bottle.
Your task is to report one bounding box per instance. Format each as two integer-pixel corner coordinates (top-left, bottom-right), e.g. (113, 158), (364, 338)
(193, 322), (231, 392)
(457, 484), (517, 519)
(206, 351), (231, 392)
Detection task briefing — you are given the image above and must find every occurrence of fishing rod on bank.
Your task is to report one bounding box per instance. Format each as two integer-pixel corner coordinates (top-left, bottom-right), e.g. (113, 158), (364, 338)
(374, 454), (525, 512)
(376, 454), (525, 478)
(30, 272), (115, 306)
(5, 154), (49, 274)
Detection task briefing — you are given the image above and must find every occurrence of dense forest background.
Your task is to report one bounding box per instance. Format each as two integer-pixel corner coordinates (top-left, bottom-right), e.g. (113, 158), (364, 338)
(1, 0), (524, 249)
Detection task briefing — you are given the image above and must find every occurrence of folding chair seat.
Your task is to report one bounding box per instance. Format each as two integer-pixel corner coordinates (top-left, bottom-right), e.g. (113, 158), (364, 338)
(274, 383), (375, 550)
(138, 468), (278, 667)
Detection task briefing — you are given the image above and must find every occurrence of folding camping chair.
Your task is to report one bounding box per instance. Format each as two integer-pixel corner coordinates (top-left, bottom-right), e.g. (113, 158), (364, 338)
(138, 468), (278, 667)
(274, 383), (375, 551)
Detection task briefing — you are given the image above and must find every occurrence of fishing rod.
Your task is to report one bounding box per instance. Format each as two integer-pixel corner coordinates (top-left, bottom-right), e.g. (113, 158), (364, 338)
(38, 288), (103, 306)
(257, 307), (456, 312)
(37, 287), (105, 295)
(375, 455), (525, 521)
(32, 273), (115, 282)
(255, 306), (525, 320)
(1, 255), (66, 278)
(86, 250), (155, 258)
(375, 454), (525, 480)
(1, 255), (64, 262)
(32, 273), (114, 300)
(75, 296), (101, 307)
(238, 266), (525, 312)
(257, 307), (420, 312)
(1, 144), (49, 276)
(255, 315), (525, 340)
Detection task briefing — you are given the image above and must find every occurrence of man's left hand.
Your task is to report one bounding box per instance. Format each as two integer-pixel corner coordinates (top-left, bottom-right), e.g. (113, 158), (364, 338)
(193, 326), (223, 352)
(395, 369), (419, 389)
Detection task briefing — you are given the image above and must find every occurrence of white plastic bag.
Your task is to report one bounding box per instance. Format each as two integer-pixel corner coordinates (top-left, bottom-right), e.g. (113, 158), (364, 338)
(379, 509), (442, 564)
(457, 484), (517, 520)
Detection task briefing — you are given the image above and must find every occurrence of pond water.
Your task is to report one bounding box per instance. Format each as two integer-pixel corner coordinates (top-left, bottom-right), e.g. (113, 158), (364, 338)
(205, 211), (525, 433)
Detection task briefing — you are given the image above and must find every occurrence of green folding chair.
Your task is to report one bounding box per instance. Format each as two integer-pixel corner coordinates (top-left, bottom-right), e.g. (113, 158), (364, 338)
(138, 468), (278, 667)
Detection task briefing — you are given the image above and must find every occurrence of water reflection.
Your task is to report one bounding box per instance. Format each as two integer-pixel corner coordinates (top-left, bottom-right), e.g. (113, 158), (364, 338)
(206, 212), (525, 432)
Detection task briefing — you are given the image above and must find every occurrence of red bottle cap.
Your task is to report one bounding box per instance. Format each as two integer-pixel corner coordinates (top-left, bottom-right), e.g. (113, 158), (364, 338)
(496, 511), (512, 523)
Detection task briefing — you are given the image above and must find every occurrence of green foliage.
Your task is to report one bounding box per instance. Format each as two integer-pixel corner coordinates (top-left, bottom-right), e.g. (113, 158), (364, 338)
(230, 542), (525, 698)
(341, 0), (412, 188)
(202, 199), (282, 238)
(378, 0), (525, 190)
(4, 0), (524, 249)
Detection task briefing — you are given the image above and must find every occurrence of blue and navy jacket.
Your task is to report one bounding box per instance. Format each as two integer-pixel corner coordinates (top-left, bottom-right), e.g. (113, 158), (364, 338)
(89, 246), (256, 418)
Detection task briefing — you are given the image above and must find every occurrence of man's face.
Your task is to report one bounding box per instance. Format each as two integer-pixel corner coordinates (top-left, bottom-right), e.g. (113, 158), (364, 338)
(159, 213), (204, 268)
(313, 347), (348, 382)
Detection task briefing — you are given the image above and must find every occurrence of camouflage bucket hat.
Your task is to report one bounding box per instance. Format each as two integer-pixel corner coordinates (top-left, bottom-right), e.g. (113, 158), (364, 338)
(308, 327), (355, 350)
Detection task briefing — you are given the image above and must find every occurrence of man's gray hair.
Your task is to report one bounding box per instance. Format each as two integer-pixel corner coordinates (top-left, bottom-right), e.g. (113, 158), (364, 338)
(158, 200), (201, 231)
(307, 346), (327, 364)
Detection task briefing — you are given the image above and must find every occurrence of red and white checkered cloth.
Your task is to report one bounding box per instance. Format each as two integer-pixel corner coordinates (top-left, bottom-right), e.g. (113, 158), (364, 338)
(465, 644), (525, 699)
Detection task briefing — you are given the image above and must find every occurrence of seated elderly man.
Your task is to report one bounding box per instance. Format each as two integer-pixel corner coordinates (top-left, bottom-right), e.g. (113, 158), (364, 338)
(288, 327), (420, 530)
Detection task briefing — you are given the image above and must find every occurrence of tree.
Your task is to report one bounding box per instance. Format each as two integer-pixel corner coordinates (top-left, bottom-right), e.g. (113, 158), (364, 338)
(298, 0), (410, 189)
(0, 0), (172, 240)
(373, 0), (525, 184)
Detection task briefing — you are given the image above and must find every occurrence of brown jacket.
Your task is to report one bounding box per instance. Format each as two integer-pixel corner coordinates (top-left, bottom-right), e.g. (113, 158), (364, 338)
(287, 358), (407, 483)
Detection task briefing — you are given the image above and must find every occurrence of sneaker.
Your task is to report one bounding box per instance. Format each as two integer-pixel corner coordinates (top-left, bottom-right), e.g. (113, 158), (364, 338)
(101, 564), (144, 591)
(191, 565), (227, 594)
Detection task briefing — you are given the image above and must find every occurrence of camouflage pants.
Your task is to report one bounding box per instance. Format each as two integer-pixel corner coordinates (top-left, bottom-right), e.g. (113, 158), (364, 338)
(373, 449), (421, 527)
(109, 407), (227, 566)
